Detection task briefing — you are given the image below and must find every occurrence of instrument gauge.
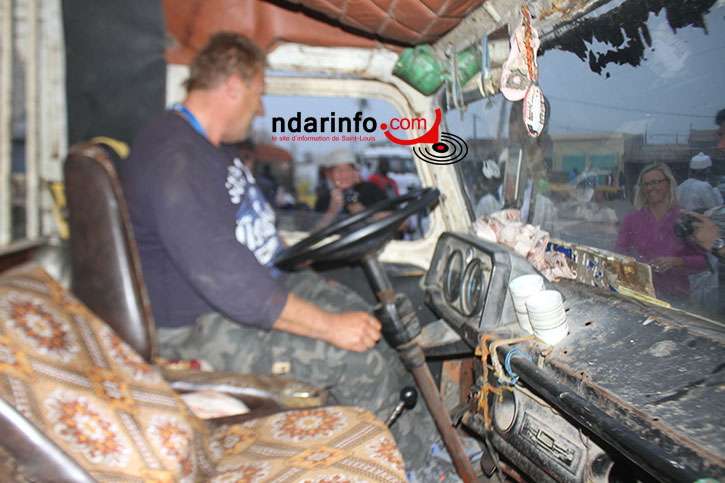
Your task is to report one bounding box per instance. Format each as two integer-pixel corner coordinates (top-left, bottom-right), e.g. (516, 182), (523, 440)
(461, 259), (487, 316)
(444, 250), (463, 303)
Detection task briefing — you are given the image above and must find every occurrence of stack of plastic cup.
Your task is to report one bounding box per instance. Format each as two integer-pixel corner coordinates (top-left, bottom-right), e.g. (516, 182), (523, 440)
(525, 290), (569, 345)
(508, 274), (545, 334)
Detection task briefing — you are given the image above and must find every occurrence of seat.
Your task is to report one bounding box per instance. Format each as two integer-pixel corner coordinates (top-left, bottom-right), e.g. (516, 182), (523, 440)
(0, 263), (406, 481)
(63, 142), (324, 414)
(64, 142), (156, 361)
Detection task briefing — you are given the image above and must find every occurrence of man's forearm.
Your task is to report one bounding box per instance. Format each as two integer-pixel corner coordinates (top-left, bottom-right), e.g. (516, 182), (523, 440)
(272, 293), (332, 341)
(271, 293), (382, 353)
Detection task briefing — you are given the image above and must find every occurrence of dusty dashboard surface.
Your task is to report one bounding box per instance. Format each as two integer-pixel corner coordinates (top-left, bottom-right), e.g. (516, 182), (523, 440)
(424, 232), (725, 482)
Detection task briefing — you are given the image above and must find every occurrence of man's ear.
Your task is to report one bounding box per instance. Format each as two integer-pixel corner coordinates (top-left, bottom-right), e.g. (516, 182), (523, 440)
(225, 75), (244, 100)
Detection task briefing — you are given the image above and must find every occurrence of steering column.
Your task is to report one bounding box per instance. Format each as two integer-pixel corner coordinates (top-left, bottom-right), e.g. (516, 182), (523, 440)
(276, 188), (478, 482)
(362, 254), (479, 483)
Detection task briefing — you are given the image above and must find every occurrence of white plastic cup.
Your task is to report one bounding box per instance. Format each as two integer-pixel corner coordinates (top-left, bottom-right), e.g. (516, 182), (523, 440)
(525, 290), (568, 345)
(533, 322), (570, 345)
(525, 289), (562, 310)
(509, 275), (545, 333)
(509, 274), (545, 296)
(514, 308), (532, 332)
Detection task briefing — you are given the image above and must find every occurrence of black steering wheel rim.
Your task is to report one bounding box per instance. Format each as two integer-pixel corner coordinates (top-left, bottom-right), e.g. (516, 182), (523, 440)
(275, 187), (440, 269)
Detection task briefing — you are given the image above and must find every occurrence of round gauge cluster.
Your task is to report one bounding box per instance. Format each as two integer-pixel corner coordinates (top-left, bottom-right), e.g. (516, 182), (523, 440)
(443, 249), (489, 317)
(444, 250), (463, 302)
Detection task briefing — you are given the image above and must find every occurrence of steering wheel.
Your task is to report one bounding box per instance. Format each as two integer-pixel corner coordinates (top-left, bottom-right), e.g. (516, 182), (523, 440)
(275, 187), (440, 269)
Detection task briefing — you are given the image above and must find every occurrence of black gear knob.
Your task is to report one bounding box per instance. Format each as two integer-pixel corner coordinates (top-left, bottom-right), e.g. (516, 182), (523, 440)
(400, 386), (418, 408)
(385, 386), (418, 427)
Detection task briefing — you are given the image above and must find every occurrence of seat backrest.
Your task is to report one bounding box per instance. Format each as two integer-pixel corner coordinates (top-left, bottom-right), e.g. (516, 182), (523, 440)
(64, 142), (156, 361)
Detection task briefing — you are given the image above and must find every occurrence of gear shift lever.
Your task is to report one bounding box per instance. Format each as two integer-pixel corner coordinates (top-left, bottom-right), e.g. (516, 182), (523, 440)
(385, 386), (418, 427)
(363, 254), (479, 482)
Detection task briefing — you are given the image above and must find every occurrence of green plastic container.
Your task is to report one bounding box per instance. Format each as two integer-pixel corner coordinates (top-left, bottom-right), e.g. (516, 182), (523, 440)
(393, 45), (446, 95)
(393, 44), (482, 96)
(455, 44), (482, 86)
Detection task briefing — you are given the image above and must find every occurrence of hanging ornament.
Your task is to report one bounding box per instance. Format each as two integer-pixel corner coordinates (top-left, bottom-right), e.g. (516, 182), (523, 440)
(520, 5), (547, 138)
(500, 9), (534, 101)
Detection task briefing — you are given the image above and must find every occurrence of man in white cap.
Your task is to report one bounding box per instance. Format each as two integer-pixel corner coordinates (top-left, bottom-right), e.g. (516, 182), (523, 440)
(677, 152), (723, 212)
(313, 148), (388, 230)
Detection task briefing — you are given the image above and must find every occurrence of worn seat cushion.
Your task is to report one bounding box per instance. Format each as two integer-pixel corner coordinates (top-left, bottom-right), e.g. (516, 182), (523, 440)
(0, 263), (215, 481)
(207, 407), (406, 481)
(0, 263), (407, 482)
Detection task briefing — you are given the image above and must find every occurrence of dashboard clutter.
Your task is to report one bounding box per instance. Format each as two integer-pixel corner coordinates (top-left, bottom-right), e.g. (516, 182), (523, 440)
(509, 274), (544, 333)
(525, 290), (569, 345)
(471, 209), (549, 272)
(471, 209), (578, 283)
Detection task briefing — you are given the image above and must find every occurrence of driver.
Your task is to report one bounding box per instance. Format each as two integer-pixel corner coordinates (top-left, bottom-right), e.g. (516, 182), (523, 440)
(119, 31), (437, 473)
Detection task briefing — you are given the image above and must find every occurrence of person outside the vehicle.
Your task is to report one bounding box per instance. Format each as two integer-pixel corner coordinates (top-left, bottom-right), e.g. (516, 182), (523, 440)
(677, 152), (723, 212)
(119, 32), (438, 471)
(618, 169), (628, 201)
(690, 210), (725, 260)
(685, 107), (725, 315)
(312, 149), (389, 231)
(614, 162), (707, 305)
(677, 151), (723, 311)
(568, 166), (579, 185)
(368, 156), (400, 198)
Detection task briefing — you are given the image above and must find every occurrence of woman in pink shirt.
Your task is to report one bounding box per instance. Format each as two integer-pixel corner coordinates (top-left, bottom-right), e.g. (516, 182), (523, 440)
(615, 163), (707, 302)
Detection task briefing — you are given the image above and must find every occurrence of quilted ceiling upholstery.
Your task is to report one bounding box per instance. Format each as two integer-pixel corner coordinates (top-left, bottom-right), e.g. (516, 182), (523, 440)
(282, 0), (485, 45)
(163, 0), (484, 64)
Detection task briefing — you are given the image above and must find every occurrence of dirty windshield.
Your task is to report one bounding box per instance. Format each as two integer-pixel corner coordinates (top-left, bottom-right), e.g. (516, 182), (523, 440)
(448, 1), (724, 318)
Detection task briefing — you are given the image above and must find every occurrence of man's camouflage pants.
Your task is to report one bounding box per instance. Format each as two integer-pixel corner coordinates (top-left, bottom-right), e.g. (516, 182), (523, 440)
(157, 268), (439, 471)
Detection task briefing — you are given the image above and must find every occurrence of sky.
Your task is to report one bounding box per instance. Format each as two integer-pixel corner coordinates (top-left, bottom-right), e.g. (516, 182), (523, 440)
(253, 3), (725, 160)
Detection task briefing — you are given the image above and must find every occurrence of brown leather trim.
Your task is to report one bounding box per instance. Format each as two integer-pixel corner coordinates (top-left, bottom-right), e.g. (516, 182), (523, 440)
(65, 143), (158, 361)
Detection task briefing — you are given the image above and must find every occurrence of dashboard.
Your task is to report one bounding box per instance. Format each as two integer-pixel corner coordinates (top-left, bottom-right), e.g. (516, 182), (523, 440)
(424, 232), (541, 346)
(422, 232), (725, 482)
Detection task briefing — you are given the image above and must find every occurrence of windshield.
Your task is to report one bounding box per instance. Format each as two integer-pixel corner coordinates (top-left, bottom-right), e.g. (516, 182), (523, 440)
(447, 2), (724, 317)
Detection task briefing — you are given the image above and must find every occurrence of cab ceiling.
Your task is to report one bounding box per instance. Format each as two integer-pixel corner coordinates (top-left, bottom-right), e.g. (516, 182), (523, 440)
(163, 0), (484, 64)
(162, 0), (617, 64)
(163, 0), (718, 75)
